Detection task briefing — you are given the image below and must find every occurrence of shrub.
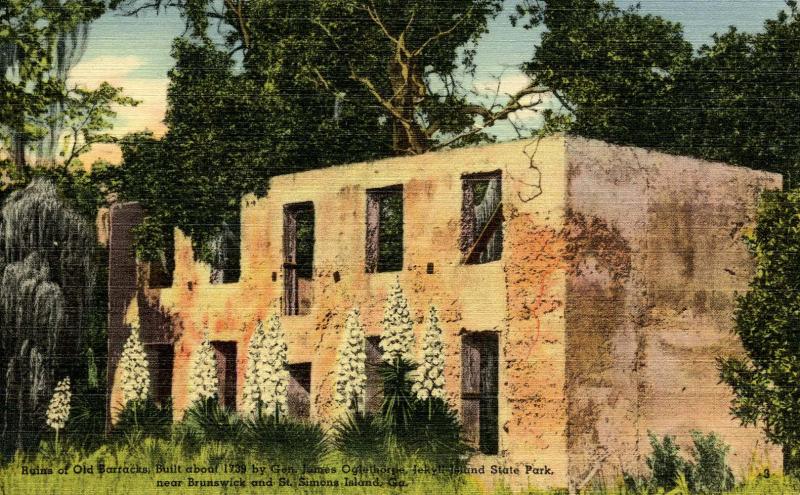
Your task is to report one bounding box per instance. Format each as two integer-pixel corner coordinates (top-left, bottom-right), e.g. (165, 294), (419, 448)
(65, 391), (107, 450)
(111, 399), (172, 442)
(379, 358), (418, 435)
(241, 415), (329, 465)
(379, 278), (415, 363)
(333, 411), (388, 460)
(399, 397), (469, 468)
(179, 397), (242, 444)
(633, 431), (736, 494)
(687, 431), (735, 494)
(334, 308), (368, 414)
(412, 306), (446, 401)
(46, 378), (72, 437)
(119, 325), (151, 406)
(377, 343), (467, 466)
(187, 336), (219, 404)
(646, 432), (689, 491)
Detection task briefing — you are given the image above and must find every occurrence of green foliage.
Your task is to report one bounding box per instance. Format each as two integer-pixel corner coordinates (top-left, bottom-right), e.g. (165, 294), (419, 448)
(377, 191), (403, 272)
(64, 392), (108, 450)
(111, 399), (172, 442)
(517, 1), (800, 182)
(332, 411), (388, 460)
(627, 431), (735, 494)
(110, 38), (388, 265)
(30, 166), (109, 222)
(376, 359), (469, 466)
(241, 415), (330, 465)
(719, 190), (800, 474)
(112, 0), (526, 160)
(688, 431), (735, 494)
(519, 0), (693, 148)
(400, 398), (469, 468)
(179, 397), (242, 444)
(0, 0), (113, 179)
(645, 433), (690, 492)
(58, 82), (139, 169)
(379, 358), (418, 435)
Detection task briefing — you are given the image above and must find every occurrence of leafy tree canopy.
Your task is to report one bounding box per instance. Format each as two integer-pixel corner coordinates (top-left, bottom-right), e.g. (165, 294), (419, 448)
(110, 38), (390, 264)
(516, 0), (800, 182)
(107, 0), (555, 264)
(1, 0), (110, 179)
(719, 190), (800, 473)
(112, 0), (546, 155)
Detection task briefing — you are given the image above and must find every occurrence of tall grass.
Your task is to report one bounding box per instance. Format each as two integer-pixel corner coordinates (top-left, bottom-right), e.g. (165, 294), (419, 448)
(0, 440), (487, 495)
(2, 438), (798, 495)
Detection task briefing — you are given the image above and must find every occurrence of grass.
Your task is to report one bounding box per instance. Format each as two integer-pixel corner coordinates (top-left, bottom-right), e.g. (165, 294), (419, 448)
(0, 438), (485, 495)
(1, 438), (799, 495)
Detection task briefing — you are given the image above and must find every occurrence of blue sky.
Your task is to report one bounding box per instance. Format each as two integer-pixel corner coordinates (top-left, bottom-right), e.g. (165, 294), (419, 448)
(71, 0), (789, 163)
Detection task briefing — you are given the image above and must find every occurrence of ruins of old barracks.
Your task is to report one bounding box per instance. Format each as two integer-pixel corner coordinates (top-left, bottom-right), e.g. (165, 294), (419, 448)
(107, 135), (782, 488)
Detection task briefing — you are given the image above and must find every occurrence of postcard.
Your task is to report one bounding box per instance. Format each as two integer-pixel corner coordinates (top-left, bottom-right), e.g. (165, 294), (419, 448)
(1, 1), (798, 494)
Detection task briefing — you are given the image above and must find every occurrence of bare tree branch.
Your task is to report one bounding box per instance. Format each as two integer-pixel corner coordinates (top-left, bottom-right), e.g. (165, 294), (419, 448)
(413, 5), (475, 56)
(363, 3), (401, 47)
(551, 89), (576, 115)
(350, 71), (411, 124)
(115, 0), (182, 17)
(431, 84), (549, 150)
(222, 0), (250, 52)
(313, 15), (414, 126)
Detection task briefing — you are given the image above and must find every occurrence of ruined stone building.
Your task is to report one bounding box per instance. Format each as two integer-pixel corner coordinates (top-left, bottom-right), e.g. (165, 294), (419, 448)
(107, 136), (782, 488)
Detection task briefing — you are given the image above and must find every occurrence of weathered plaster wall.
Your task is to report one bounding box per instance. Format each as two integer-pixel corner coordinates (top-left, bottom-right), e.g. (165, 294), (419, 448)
(563, 137), (783, 485)
(107, 136), (779, 490)
(114, 138), (571, 487)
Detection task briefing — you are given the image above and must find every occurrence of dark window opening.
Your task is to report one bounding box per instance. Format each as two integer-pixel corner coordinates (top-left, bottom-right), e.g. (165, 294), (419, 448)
(148, 226), (175, 288)
(366, 186), (403, 273)
(210, 221), (241, 285)
(365, 336), (383, 414)
(461, 332), (499, 455)
(288, 363), (312, 419)
(211, 341), (237, 410)
(283, 202), (315, 316)
(145, 343), (173, 408)
(461, 171), (503, 264)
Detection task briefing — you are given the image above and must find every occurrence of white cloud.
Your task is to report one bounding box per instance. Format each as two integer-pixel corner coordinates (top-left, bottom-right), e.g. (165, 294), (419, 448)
(472, 72), (534, 96)
(69, 57), (169, 167)
(69, 55), (146, 88)
(69, 55), (168, 137)
(112, 77), (169, 136)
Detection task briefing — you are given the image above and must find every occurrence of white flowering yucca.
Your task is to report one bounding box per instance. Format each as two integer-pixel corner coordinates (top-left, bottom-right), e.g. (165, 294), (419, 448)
(241, 319), (285, 417)
(241, 320), (266, 416)
(412, 306), (446, 400)
(119, 324), (151, 406)
(187, 334), (219, 404)
(46, 377), (72, 433)
(334, 308), (368, 414)
(379, 278), (415, 363)
(243, 313), (289, 418)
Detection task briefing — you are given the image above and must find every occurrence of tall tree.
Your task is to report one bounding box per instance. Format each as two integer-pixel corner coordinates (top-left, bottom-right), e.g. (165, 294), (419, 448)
(516, 0), (800, 182)
(112, 34), (391, 266)
(0, 179), (96, 454)
(719, 190), (800, 474)
(515, 0), (693, 148)
(113, 0), (545, 155)
(109, 1), (555, 263)
(1, 0), (106, 179)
